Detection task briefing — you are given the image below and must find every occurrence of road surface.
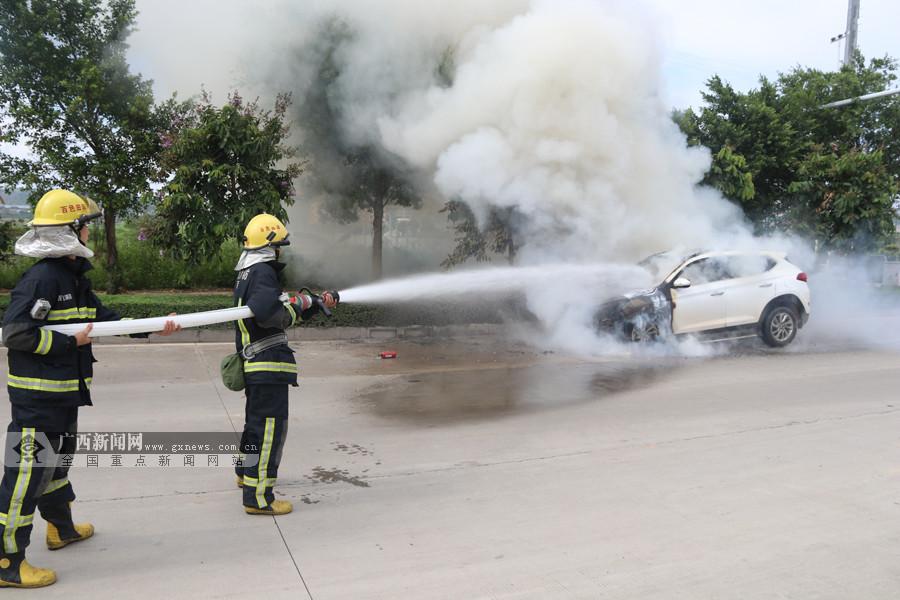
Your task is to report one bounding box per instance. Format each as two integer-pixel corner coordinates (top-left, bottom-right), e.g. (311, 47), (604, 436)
(1, 335), (898, 599)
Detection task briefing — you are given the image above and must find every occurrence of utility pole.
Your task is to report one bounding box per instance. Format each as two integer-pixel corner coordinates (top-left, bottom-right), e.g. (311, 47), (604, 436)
(842, 0), (860, 66)
(823, 0), (900, 109)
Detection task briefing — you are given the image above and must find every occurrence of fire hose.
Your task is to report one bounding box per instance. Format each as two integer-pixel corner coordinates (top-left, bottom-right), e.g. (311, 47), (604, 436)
(0, 291), (340, 339)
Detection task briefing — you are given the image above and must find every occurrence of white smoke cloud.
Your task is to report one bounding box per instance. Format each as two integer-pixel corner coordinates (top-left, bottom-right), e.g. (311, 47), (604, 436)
(262, 0), (760, 266)
(132, 0), (759, 266)
(132, 0), (889, 357)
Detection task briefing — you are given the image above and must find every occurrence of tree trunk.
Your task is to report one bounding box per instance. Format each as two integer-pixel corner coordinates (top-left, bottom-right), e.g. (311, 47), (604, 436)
(104, 206), (122, 294)
(372, 201), (384, 281)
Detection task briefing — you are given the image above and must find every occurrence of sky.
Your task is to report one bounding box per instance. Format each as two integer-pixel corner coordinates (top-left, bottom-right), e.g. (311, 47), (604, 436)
(648, 0), (900, 109)
(123, 0), (900, 110)
(4, 0), (900, 164)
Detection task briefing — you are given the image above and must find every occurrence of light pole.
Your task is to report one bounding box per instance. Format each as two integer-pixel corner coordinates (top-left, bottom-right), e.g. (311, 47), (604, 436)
(842, 0), (860, 66)
(822, 0), (900, 109)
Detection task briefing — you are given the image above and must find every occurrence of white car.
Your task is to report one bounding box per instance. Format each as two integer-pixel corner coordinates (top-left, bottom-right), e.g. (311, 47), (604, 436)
(594, 250), (811, 347)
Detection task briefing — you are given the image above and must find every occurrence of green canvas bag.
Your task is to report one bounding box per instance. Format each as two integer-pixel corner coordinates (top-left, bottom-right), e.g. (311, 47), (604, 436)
(220, 333), (289, 392)
(220, 352), (245, 391)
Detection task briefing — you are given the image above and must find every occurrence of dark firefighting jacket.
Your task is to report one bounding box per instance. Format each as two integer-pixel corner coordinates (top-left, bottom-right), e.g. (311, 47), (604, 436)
(1, 257), (121, 407)
(233, 261), (318, 386)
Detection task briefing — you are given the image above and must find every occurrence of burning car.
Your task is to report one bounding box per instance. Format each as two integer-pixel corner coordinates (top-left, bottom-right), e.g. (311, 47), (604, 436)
(594, 250), (811, 347)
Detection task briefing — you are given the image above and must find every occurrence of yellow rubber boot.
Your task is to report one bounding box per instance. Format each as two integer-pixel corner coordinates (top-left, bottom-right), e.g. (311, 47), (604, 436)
(0, 557), (57, 588)
(46, 522), (94, 550)
(245, 500), (292, 515)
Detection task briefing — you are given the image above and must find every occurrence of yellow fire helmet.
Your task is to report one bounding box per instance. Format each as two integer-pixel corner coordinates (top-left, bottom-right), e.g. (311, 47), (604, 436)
(242, 213), (290, 250)
(29, 189), (102, 228)
(84, 196), (101, 216)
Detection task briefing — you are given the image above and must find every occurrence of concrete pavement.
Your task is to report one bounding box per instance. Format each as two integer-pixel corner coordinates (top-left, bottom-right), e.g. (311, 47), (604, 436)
(1, 337), (899, 599)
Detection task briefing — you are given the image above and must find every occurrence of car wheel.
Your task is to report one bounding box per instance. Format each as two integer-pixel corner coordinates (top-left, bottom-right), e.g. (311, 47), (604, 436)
(760, 305), (798, 347)
(626, 321), (660, 343)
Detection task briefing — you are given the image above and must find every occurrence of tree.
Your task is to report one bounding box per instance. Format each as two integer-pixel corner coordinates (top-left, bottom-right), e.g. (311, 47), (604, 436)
(705, 146), (755, 203)
(788, 145), (897, 251)
(297, 20), (421, 280)
(152, 92), (303, 267)
(674, 76), (803, 230)
(675, 55), (900, 251)
(0, 0), (167, 292)
(440, 200), (520, 268)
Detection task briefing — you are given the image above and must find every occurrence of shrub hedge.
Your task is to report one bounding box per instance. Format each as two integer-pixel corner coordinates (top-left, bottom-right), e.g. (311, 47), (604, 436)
(0, 224), (241, 290)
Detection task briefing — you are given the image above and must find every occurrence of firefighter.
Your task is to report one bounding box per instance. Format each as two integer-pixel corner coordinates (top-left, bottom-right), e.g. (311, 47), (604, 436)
(0, 189), (179, 588)
(233, 213), (336, 515)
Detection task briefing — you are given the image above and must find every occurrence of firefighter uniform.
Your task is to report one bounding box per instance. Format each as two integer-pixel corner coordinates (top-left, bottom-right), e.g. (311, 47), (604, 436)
(0, 189), (108, 587)
(232, 214), (326, 515)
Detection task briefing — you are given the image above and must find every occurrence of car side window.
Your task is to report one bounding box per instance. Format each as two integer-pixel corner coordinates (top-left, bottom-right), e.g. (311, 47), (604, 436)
(679, 257), (730, 285)
(726, 255), (776, 278)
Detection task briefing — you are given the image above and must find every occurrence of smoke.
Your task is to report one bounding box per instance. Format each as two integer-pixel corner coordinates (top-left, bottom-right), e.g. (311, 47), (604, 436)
(128, 0), (898, 356)
(257, 0), (764, 356)
(247, 0), (761, 265)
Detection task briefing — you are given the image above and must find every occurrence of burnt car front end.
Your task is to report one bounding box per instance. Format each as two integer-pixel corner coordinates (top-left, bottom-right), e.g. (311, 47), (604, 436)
(593, 287), (672, 342)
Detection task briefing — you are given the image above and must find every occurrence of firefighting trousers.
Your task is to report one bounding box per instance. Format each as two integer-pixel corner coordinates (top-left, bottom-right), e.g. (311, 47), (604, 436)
(0, 405), (78, 556)
(234, 385), (288, 509)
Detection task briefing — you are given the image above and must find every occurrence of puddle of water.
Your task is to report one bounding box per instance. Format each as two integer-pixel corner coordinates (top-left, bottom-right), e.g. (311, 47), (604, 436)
(358, 360), (676, 424)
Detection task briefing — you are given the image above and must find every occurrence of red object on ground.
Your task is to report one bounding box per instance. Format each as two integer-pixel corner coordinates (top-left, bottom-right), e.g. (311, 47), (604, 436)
(380, 351), (398, 359)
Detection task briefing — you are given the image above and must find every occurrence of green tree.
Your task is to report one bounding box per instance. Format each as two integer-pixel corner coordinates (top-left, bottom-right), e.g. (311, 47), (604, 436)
(788, 146), (897, 251)
(297, 20), (421, 281)
(674, 76), (802, 229)
(152, 92), (303, 267)
(440, 200), (519, 268)
(0, 0), (167, 292)
(706, 146), (755, 203)
(0, 220), (20, 260)
(675, 55), (900, 249)
(433, 48), (522, 268)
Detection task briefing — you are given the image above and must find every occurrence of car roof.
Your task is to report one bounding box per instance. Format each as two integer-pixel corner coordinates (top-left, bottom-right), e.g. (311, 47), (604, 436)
(689, 249), (787, 261)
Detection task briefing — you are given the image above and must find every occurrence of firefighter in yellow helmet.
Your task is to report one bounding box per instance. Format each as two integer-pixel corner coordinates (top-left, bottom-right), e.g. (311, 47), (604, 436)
(0, 190), (179, 587)
(232, 213), (337, 515)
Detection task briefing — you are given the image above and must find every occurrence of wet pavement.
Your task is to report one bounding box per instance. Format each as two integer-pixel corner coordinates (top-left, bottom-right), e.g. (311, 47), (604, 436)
(1, 337), (899, 598)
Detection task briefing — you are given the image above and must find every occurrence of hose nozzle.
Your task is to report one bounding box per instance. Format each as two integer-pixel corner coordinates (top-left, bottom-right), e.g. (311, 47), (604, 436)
(298, 288), (339, 318)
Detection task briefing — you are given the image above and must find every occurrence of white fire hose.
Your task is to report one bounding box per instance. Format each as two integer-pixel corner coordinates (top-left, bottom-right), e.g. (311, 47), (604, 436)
(0, 306), (254, 339)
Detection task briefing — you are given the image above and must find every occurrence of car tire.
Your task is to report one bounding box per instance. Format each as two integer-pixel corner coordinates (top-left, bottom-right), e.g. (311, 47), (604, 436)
(625, 320), (660, 343)
(760, 305), (799, 347)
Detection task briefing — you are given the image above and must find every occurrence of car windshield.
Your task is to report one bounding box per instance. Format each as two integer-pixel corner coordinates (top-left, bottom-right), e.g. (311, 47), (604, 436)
(638, 250), (698, 282)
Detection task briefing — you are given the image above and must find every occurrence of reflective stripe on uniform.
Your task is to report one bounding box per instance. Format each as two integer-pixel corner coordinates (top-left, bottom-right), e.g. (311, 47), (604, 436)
(42, 477), (70, 496)
(237, 300), (251, 348)
(4, 428), (36, 553)
(286, 303), (297, 326)
(0, 512), (34, 527)
(8, 375), (92, 393)
(243, 362), (297, 374)
(256, 418), (276, 508)
(241, 475), (276, 488)
(46, 307), (97, 321)
(34, 329), (52, 355)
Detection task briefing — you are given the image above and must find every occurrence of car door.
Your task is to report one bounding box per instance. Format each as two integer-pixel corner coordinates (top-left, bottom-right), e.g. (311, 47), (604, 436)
(671, 257), (729, 334)
(724, 255), (779, 327)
